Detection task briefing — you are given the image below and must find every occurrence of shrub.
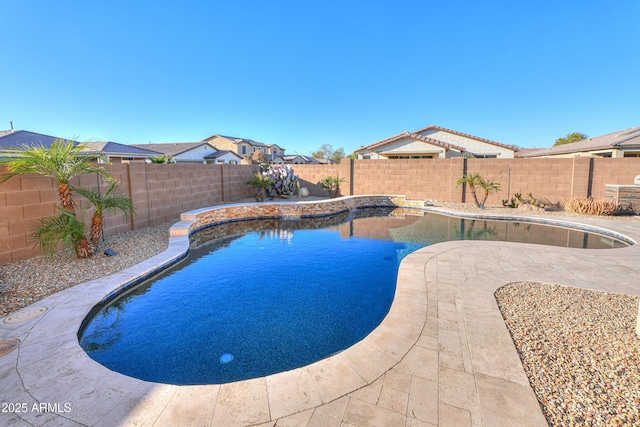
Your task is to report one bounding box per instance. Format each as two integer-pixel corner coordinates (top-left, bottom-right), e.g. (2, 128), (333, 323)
(319, 175), (346, 198)
(564, 197), (618, 216)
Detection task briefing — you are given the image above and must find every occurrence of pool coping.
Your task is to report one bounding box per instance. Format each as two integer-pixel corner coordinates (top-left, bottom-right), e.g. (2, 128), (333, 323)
(1, 195), (640, 426)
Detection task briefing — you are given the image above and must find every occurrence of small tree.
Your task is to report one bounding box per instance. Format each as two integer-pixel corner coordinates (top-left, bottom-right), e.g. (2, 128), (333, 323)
(455, 173), (484, 208)
(311, 144), (345, 163)
(478, 180), (501, 208)
(150, 155), (175, 164)
(456, 173), (500, 208)
(251, 150), (269, 164)
(554, 132), (588, 146)
(74, 181), (136, 250)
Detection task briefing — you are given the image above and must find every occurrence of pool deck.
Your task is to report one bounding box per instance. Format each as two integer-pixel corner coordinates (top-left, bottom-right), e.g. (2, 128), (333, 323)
(1, 198), (640, 426)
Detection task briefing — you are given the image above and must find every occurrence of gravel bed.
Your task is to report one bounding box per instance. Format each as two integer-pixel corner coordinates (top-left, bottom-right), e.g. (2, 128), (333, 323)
(496, 282), (640, 426)
(0, 221), (174, 317)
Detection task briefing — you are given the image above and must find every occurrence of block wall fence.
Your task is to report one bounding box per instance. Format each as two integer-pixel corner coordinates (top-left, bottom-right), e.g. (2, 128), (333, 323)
(2, 157), (640, 264)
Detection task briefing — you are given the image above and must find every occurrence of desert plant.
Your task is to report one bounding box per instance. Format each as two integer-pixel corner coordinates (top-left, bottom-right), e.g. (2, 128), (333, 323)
(150, 155), (175, 164)
(456, 173), (500, 208)
(502, 198), (519, 208)
(31, 209), (93, 258)
(262, 165), (298, 197)
(319, 175), (346, 198)
(478, 179), (501, 208)
(0, 139), (111, 214)
(246, 173), (273, 202)
(74, 181), (136, 250)
(515, 193), (545, 209)
(564, 197), (619, 216)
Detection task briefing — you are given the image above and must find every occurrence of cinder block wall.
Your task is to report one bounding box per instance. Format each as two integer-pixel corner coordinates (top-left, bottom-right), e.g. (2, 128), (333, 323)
(3, 158), (640, 265)
(0, 163), (258, 264)
(591, 158), (640, 198)
(293, 163), (352, 197)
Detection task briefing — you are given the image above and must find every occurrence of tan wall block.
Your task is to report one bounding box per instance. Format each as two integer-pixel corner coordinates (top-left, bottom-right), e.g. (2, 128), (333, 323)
(18, 175), (55, 190)
(0, 251), (11, 265)
(9, 245), (41, 263)
(0, 176), (22, 191)
(0, 234), (26, 253)
(0, 205), (24, 222)
(22, 203), (56, 219)
(8, 217), (37, 236)
(5, 190), (41, 206)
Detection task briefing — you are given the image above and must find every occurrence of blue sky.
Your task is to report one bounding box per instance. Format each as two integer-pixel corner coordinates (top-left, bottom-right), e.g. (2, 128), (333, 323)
(1, 1), (638, 155)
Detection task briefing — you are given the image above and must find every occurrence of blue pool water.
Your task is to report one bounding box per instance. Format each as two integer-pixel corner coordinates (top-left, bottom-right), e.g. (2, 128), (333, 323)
(79, 208), (627, 385)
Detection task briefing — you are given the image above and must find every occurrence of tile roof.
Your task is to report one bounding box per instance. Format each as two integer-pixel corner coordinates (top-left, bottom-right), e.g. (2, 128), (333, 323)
(204, 134), (280, 148)
(415, 125), (517, 150)
(355, 124), (515, 153)
(282, 154), (318, 163)
(521, 127), (640, 157)
(0, 130), (160, 157)
(203, 150), (241, 159)
(356, 130), (466, 153)
(83, 141), (161, 156)
(0, 130), (59, 148)
(130, 142), (214, 157)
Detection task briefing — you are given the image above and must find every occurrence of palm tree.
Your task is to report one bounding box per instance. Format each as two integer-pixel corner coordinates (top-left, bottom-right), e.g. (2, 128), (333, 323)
(0, 139), (111, 214)
(456, 173), (501, 208)
(31, 209), (93, 259)
(74, 181), (135, 250)
(455, 173), (484, 208)
(478, 179), (501, 208)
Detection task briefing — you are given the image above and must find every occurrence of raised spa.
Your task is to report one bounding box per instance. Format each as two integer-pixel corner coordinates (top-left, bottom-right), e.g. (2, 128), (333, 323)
(79, 207), (628, 385)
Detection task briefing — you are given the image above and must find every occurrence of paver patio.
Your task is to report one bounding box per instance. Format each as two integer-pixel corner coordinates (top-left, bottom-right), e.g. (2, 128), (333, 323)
(1, 202), (639, 427)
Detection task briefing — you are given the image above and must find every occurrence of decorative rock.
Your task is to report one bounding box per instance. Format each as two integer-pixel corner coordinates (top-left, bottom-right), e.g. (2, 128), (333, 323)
(496, 282), (640, 427)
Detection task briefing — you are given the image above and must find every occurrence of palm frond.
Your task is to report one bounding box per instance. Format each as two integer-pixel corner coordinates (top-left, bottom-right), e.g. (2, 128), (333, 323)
(74, 181), (135, 218)
(31, 209), (88, 257)
(0, 139), (110, 184)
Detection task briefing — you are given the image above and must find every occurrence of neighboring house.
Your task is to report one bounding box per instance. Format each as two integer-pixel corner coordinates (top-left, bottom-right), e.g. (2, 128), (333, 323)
(131, 142), (242, 164)
(0, 130), (161, 162)
(520, 127), (640, 158)
(281, 154), (320, 164)
(355, 125), (516, 159)
(315, 157), (336, 165)
(202, 134), (285, 163)
(203, 150), (244, 165)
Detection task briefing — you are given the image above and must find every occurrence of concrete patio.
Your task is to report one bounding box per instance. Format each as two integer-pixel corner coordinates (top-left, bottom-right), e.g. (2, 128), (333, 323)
(1, 204), (639, 427)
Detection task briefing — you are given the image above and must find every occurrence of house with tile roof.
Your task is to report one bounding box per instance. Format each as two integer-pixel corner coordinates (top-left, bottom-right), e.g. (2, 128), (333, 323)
(130, 142), (243, 164)
(202, 134), (285, 163)
(0, 130), (161, 163)
(281, 154), (319, 164)
(355, 125), (517, 159)
(520, 127), (640, 158)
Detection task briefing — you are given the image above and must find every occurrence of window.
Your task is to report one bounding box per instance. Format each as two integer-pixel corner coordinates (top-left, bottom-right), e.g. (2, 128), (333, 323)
(241, 146), (247, 155)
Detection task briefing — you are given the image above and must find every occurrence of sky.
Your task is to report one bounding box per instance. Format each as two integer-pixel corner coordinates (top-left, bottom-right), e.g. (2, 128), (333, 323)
(1, 1), (638, 155)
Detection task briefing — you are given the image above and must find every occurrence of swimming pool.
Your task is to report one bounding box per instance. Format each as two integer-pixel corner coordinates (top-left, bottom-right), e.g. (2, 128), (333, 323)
(79, 207), (628, 385)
